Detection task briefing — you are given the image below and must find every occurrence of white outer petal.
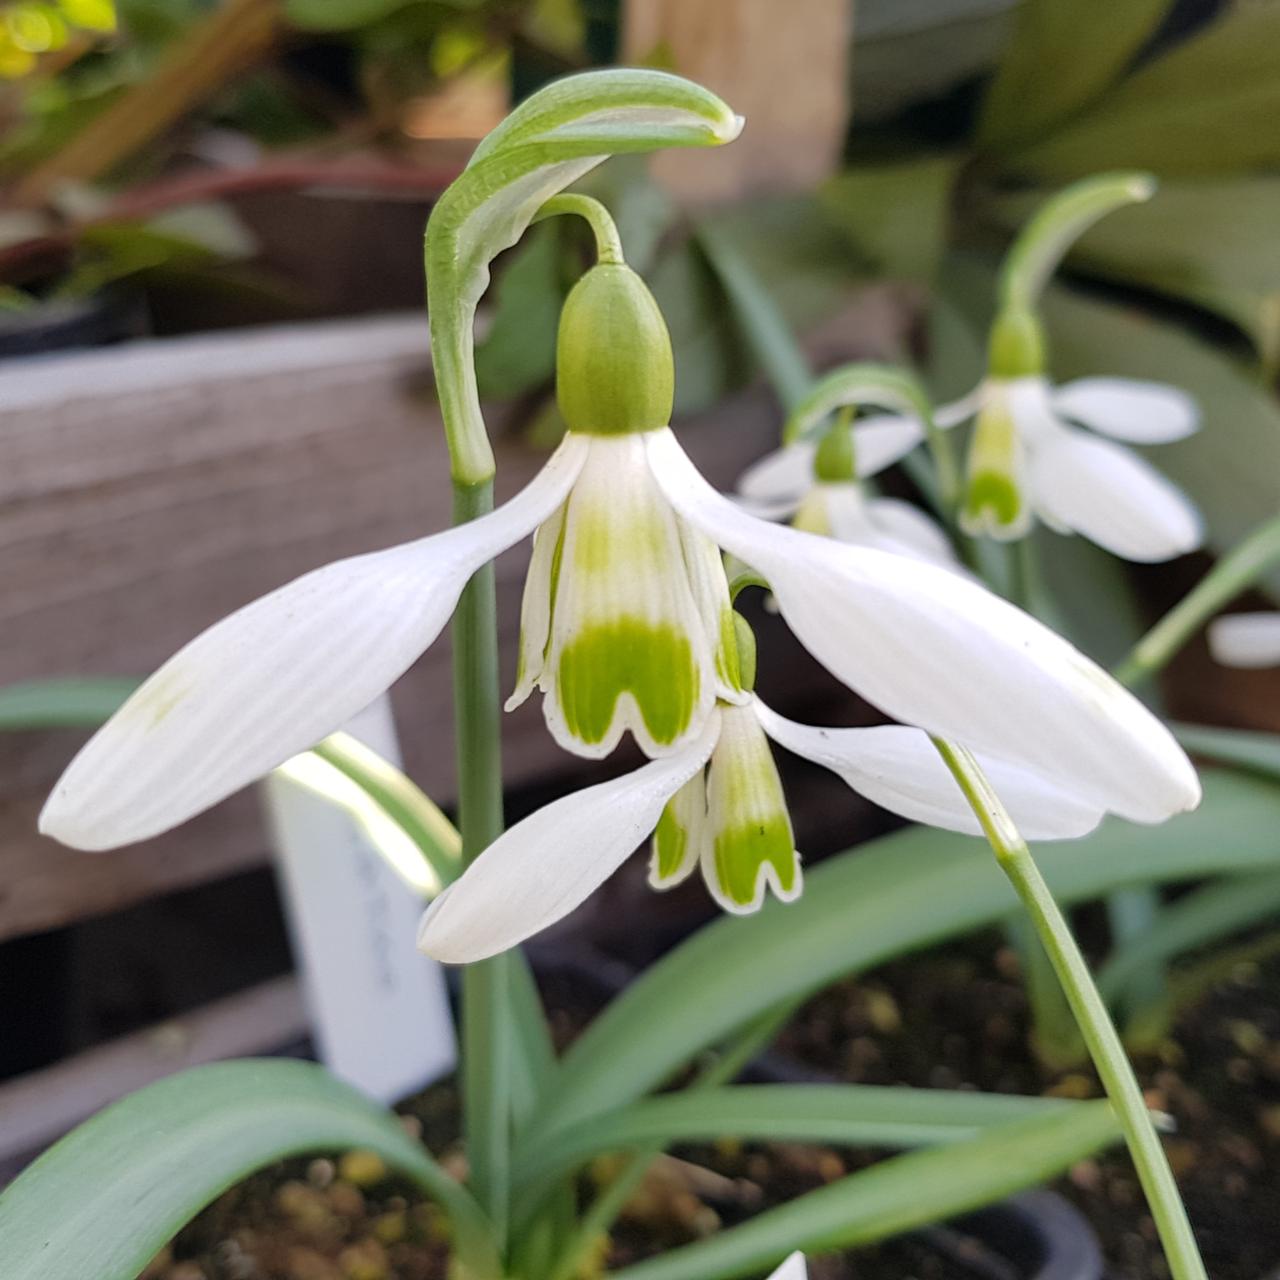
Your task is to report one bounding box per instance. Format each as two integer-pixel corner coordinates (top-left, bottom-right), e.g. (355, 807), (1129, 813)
(862, 496), (961, 568)
(766, 1255), (807, 1280)
(1027, 426), (1202, 563)
(850, 413), (928, 478)
(644, 428), (1200, 825)
(737, 442), (817, 504)
(1052, 378), (1199, 443)
(41, 435), (589, 852)
(753, 699), (1104, 840)
(418, 711), (721, 963)
(1207, 612), (1280, 669)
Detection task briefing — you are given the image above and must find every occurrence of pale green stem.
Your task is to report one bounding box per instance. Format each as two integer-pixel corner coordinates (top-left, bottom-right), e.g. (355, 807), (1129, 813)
(932, 738), (1207, 1280)
(452, 478), (513, 1247)
(533, 193), (624, 264)
(1114, 513), (1280, 687)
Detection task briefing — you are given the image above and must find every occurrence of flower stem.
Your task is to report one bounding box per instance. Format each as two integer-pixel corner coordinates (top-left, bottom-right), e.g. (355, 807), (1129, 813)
(1114, 513), (1280, 688)
(932, 738), (1207, 1280)
(452, 477), (512, 1246)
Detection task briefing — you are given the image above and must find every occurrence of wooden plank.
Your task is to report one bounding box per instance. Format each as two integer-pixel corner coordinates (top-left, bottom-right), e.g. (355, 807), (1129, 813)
(0, 311), (803, 941)
(0, 976), (307, 1166)
(623, 0), (852, 200)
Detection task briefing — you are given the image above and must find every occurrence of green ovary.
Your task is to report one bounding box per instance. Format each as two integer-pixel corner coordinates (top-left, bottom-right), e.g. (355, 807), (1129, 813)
(711, 815), (798, 908)
(557, 620), (699, 747)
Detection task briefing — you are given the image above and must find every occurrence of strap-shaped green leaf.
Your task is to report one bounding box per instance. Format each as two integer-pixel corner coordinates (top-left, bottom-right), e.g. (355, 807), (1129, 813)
(0, 1059), (501, 1280)
(608, 1103), (1121, 1280)
(511, 1083), (1079, 1211)
(425, 68), (741, 484)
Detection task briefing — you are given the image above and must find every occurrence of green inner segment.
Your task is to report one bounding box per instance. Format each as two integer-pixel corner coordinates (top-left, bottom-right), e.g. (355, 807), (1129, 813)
(653, 797), (692, 881)
(964, 471), (1024, 527)
(557, 620), (699, 747)
(711, 813), (798, 908)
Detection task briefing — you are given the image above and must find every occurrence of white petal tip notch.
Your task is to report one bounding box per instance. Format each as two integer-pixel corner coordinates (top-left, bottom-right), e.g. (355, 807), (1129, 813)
(418, 712), (721, 964)
(1207, 612), (1280, 670)
(42, 435), (588, 854)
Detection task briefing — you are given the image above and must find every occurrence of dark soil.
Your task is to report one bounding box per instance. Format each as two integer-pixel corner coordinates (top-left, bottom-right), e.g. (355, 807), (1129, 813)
(139, 947), (1279, 1280)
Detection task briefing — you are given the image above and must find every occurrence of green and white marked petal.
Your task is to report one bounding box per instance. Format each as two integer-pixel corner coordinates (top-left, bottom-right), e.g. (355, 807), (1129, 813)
(542, 433), (714, 758)
(507, 499), (567, 711)
(41, 434), (590, 852)
(644, 427), (1201, 826)
(1027, 426), (1202, 563)
(677, 522), (746, 700)
(701, 703), (801, 913)
(418, 711), (721, 963)
(753, 698), (1104, 840)
(649, 768), (708, 889)
(791, 486), (836, 538)
(960, 380), (1032, 541)
(1207, 612), (1280, 669)
(1051, 377), (1198, 444)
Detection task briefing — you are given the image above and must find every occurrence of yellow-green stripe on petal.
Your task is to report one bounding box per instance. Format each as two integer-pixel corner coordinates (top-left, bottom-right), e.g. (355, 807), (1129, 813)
(701, 704), (801, 913)
(960, 382), (1031, 541)
(542, 434), (715, 758)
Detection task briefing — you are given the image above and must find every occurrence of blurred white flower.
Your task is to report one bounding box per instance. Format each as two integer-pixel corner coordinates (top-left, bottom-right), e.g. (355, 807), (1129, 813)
(1207, 612), (1280, 669)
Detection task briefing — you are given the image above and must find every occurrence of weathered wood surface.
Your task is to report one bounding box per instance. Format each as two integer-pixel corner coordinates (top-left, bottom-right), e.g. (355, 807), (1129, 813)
(623, 0), (851, 200)
(0, 309), (822, 941)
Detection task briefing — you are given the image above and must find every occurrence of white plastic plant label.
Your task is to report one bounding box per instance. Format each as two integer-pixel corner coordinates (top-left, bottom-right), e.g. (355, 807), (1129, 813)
(262, 693), (456, 1102)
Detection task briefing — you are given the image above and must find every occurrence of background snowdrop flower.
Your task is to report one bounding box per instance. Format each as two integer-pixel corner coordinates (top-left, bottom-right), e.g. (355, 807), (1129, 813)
(1207, 612), (1280, 668)
(420, 614), (1129, 964)
(958, 359), (1203, 563)
(738, 405), (961, 571)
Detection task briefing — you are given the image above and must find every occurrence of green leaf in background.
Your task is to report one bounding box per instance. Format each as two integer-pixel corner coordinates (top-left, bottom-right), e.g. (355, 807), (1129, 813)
(820, 154), (960, 283)
(976, 0), (1170, 151)
(473, 222), (565, 401)
(1065, 177), (1280, 374)
(531, 767), (1280, 1137)
(655, 194), (873, 417)
(608, 1103), (1121, 1280)
(0, 1059), (500, 1280)
(285, 0), (416, 33)
(1008, 4), (1280, 179)
(512, 1084), (1081, 1201)
(1173, 722), (1280, 780)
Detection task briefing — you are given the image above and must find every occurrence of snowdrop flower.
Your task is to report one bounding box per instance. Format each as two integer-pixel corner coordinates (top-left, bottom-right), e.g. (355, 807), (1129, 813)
(737, 366), (962, 571)
(1208, 612), (1280, 668)
(956, 337), (1203, 563)
(419, 612), (1128, 963)
(42, 253), (1198, 865)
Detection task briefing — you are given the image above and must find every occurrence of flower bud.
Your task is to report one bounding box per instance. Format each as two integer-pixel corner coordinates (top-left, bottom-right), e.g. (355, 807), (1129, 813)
(557, 263), (675, 435)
